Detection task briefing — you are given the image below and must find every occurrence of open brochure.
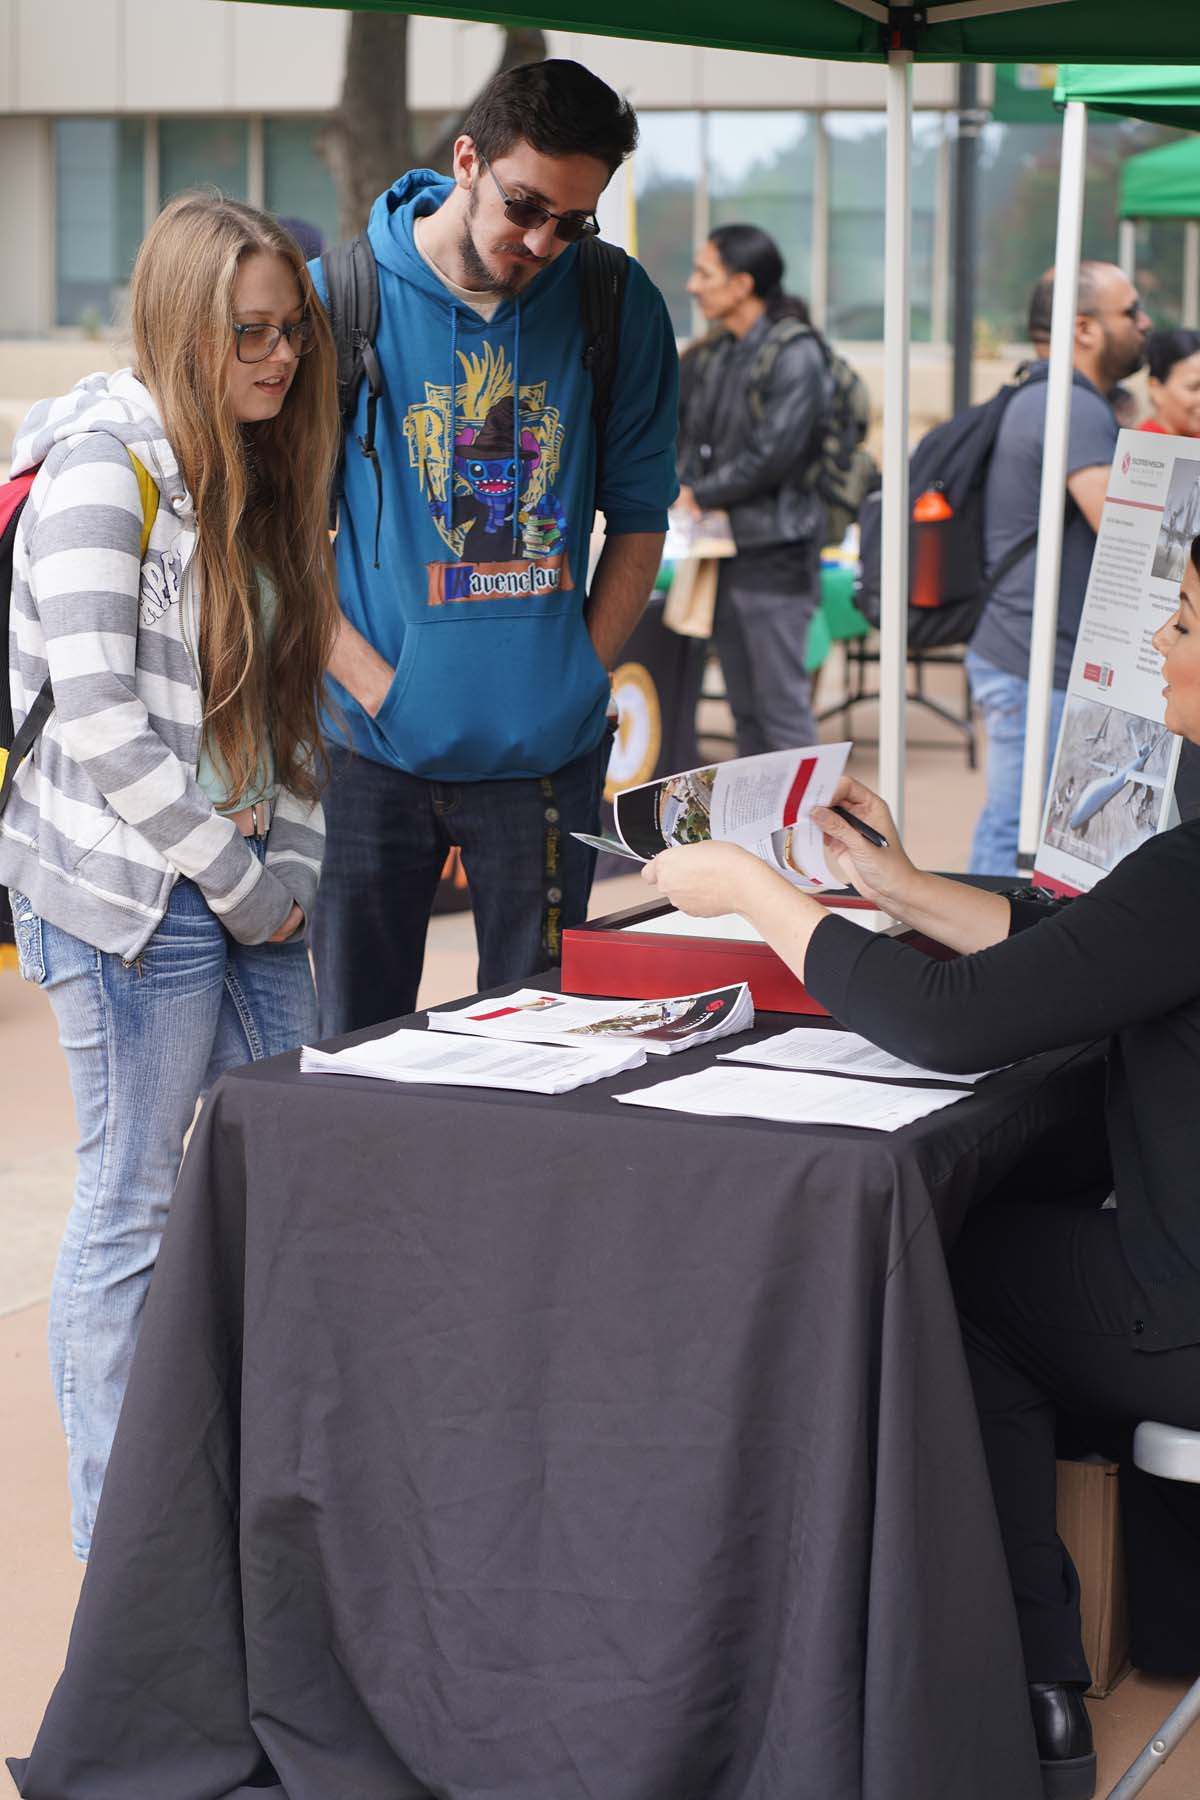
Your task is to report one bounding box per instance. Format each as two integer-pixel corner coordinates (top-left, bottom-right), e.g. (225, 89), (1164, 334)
(300, 1030), (645, 1094)
(429, 983), (753, 1056)
(721, 1026), (1000, 1085)
(1035, 426), (1185, 895)
(615, 1066), (970, 1130)
(574, 742), (851, 893)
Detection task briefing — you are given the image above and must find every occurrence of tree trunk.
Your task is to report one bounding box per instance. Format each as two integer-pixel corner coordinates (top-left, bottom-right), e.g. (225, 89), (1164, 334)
(320, 14), (412, 243)
(320, 18), (547, 244)
(420, 28), (548, 176)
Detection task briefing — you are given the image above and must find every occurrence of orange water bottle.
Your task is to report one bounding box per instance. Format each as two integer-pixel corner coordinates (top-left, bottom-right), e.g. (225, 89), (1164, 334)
(911, 486), (953, 609)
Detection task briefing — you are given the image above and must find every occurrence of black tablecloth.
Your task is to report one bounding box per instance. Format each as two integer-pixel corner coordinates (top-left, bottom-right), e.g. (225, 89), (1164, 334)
(9, 1009), (1106, 1800)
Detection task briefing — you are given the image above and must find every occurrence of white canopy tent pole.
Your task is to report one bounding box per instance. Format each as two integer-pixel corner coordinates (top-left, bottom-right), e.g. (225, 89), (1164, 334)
(1184, 219), (1200, 328)
(1016, 97), (1087, 870)
(878, 46), (913, 830)
(1118, 217), (1136, 280)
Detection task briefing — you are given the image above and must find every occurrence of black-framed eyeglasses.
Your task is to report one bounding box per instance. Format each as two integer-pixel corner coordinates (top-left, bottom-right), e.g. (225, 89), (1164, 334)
(481, 158), (600, 244)
(233, 316), (315, 363)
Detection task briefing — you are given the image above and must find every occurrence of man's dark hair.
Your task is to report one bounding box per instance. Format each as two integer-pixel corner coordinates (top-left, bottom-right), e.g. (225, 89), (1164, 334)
(1027, 261), (1110, 343)
(461, 58), (637, 178)
(1147, 328), (1200, 385)
(708, 222), (811, 327)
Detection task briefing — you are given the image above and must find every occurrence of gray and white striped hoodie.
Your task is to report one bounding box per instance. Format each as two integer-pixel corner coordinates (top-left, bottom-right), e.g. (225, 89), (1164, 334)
(1, 370), (324, 961)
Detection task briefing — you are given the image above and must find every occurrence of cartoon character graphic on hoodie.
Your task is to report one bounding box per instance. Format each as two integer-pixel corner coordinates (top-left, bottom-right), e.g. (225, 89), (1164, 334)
(404, 340), (569, 584)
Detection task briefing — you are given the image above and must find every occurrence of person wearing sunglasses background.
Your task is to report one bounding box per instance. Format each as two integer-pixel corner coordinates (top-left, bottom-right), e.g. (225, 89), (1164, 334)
(1, 194), (341, 1559)
(965, 262), (1151, 876)
(308, 58), (678, 1038)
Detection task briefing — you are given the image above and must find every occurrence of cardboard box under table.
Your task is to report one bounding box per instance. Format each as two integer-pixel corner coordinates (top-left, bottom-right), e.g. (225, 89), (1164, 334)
(562, 894), (926, 1015)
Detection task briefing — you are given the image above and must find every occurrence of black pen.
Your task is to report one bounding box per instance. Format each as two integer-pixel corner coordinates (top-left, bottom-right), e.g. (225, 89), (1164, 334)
(831, 804), (888, 850)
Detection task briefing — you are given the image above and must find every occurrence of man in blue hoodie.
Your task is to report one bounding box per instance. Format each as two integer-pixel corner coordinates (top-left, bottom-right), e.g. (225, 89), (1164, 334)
(310, 59), (678, 1035)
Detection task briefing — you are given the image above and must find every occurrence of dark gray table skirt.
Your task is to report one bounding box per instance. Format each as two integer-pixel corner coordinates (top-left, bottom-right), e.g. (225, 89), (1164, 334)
(9, 1014), (1106, 1800)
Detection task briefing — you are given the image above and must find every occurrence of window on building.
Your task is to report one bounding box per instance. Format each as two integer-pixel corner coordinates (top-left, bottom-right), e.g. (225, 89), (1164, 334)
(55, 119), (144, 329)
(708, 112), (815, 305)
(634, 112), (702, 339)
(159, 118), (249, 205)
(265, 117), (339, 254)
(826, 111), (942, 343)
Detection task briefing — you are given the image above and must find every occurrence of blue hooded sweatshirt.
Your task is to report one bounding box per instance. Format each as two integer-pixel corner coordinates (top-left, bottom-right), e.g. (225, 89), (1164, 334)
(311, 170), (679, 782)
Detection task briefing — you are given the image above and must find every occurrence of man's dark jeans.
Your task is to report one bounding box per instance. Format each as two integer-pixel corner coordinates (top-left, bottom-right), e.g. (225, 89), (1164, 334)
(311, 735), (611, 1038)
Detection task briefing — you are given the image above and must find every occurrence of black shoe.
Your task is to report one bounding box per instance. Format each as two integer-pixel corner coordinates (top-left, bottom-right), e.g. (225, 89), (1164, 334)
(1028, 1683), (1097, 1800)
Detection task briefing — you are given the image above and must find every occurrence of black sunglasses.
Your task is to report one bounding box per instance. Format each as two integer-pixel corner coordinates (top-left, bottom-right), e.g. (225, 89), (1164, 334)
(481, 158), (600, 244)
(233, 316), (315, 364)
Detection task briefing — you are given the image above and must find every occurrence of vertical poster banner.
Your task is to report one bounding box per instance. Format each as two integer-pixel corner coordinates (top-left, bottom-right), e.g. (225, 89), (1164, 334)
(1035, 429), (1189, 895)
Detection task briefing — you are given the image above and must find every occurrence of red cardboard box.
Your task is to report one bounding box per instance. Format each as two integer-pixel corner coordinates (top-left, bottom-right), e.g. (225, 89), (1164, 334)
(562, 895), (898, 1015)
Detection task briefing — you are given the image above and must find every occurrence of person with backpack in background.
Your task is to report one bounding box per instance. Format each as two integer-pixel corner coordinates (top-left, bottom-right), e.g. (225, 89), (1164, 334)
(965, 263), (1150, 874)
(0, 193), (341, 1560)
(676, 224), (872, 759)
(309, 59), (678, 1037)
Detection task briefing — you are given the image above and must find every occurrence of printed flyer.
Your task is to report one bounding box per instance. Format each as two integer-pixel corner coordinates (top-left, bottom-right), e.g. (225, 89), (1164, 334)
(1035, 428), (1186, 895)
(575, 742), (852, 893)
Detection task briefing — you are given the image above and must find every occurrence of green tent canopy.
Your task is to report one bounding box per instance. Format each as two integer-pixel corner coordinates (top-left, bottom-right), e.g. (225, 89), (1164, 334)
(1054, 64), (1200, 131)
(1121, 136), (1200, 220)
(235, 0), (1200, 67)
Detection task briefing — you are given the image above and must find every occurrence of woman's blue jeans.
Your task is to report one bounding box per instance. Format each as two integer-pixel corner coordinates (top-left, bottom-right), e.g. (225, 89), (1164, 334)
(9, 856), (316, 1559)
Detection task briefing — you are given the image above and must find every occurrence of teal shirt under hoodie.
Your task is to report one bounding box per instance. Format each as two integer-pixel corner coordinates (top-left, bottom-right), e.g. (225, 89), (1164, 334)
(311, 170), (679, 782)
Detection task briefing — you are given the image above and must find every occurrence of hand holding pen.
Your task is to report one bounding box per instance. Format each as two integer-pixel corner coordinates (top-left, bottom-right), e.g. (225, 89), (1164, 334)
(811, 777), (914, 912)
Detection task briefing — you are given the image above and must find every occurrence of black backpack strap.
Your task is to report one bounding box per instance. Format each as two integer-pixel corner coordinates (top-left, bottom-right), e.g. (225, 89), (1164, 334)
(321, 232), (384, 568)
(578, 237), (629, 512)
(0, 679), (53, 816)
(983, 526), (1040, 599)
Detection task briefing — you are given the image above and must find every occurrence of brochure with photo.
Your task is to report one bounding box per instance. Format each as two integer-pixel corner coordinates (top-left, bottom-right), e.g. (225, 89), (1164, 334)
(1035, 428), (1186, 895)
(573, 742), (852, 893)
(428, 983), (754, 1055)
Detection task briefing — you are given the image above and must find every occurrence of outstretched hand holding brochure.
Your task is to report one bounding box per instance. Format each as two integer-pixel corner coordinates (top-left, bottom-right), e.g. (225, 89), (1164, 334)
(429, 983), (753, 1055)
(575, 742), (852, 893)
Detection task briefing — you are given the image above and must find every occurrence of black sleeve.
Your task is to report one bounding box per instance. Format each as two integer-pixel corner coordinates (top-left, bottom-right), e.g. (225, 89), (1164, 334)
(690, 336), (826, 510)
(803, 826), (1200, 1073)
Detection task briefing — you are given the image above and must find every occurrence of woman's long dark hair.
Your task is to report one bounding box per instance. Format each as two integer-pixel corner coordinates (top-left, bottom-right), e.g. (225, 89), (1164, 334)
(708, 223), (811, 326)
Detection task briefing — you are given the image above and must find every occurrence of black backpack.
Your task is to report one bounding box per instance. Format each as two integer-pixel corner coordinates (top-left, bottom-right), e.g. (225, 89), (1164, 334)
(681, 319), (878, 545)
(319, 233), (628, 568)
(855, 372), (1039, 651)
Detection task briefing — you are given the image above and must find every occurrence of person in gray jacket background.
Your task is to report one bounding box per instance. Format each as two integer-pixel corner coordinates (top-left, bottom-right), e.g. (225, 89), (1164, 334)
(675, 223), (831, 756)
(1, 193), (341, 1561)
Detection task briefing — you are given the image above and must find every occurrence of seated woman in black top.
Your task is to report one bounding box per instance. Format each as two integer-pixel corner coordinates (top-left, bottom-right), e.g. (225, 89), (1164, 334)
(643, 544), (1200, 1800)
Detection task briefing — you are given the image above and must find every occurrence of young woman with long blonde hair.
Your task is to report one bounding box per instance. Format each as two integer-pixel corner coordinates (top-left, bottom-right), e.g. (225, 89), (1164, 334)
(0, 192), (341, 1559)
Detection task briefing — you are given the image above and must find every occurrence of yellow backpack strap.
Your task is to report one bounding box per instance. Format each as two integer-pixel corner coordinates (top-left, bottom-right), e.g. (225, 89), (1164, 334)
(125, 449), (158, 559)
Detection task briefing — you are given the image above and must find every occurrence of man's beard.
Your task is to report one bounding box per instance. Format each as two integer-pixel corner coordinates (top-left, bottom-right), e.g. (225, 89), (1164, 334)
(1103, 325), (1147, 386)
(460, 189), (546, 300)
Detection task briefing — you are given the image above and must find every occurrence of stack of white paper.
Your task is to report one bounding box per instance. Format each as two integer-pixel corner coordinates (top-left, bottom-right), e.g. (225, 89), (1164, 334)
(721, 1027), (997, 1085)
(427, 983), (753, 1056)
(300, 1029), (645, 1094)
(616, 1066), (970, 1130)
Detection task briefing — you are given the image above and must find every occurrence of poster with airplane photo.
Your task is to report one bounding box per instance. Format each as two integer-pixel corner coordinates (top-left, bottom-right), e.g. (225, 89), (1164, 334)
(1041, 698), (1174, 876)
(1035, 428), (1186, 895)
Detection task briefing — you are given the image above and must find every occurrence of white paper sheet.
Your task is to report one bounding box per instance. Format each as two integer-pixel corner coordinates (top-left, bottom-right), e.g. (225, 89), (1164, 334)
(720, 1027), (996, 1085)
(615, 1065), (969, 1130)
(301, 1030), (644, 1094)
(621, 906), (902, 943)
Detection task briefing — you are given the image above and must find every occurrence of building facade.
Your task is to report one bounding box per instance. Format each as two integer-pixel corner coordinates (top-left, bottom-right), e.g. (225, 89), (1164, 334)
(0, 0), (976, 340)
